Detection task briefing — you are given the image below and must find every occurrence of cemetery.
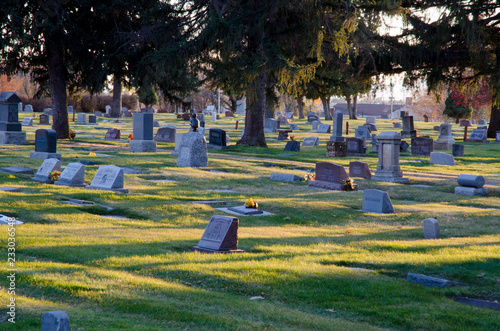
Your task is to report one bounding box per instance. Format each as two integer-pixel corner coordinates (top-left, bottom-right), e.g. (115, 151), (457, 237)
(0, 107), (499, 330)
(0, 1), (499, 328)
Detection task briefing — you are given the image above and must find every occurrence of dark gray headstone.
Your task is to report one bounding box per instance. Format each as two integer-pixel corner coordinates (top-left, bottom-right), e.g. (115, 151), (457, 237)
(192, 215), (242, 253)
(39, 114), (49, 125)
(423, 218), (440, 239)
(330, 110), (344, 142)
(42, 311), (70, 331)
(355, 126), (370, 141)
(362, 189), (394, 213)
(452, 144), (464, 156)
(284, 141), (300, 152)
(154, 125), (176, 142)
(0, 92), (22, 132)
(349, 161), (372, 179)
(400, 140), (409, 153)
(468, 129), (487, 141)
(227, 205), (263, 215)
(290, 124), (299, 130)
(133, 113), (154, 140)
(411, 137), (433, 156)
(346, 137), (365, 156)
(208, 128), (228, 149)
(326, 141), (347, 157)
(455, 297), (500, 311)
(88, 115), (97, 124)
(104, 128), (121, 140)
(35, 129), (57, 153)
(315, 162), (348, 183)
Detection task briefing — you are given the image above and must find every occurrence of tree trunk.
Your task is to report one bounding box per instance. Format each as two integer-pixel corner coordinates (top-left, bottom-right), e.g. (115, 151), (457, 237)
(238, 69), (267, 147)
(324, 96), (332, 121)
(352, 95), (358, 119)
(111, 73), (122, 118)
(297, 94), (304, 119)
(45, 30), (69, 139)
(320, 96), (330, 121)
(487, 63), (499, 138)
(229, 96), (237, 113)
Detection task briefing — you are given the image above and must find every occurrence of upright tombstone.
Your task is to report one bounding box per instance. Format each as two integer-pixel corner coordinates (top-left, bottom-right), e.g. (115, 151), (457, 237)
(207, 128), (229, 149)
(452, 144), (464, 157)
(154, 125), (176, 143)
(349, 161), (372, 179)
(459, 119), (471, 127)
(366, 116), (376, 125)
(393, 122), (402, 129)
(31, 158), (61, 184)
(467, 129), (488, 142)
(225, 111), (234, 117)
(289, 124), (299, 131)
(355, 126), (371, 143)
(105, 105), (112, 116)
(372, 131), (409, 184)
(307, 112), (319, 123)
(235, 100), (246, 114)
(308, 162), (352, 190)
(400, 115), (417, 138)
(400, 140), (409, 153)
(176, 131), (208, 167)
(264, 118), (279, 133)
(434, 123), (455, 150)
(346, 137), (366, 156)
(30, 129), (61, 160)
(192, 215), (243, 253)
(429, 152), (455, 166)
(284, 112), (294, 119)
(411, 137), (433, 156)
(362, 189), (394, 213)
(129, 113), (157, 152)
(104, 128), (121, 140)
(75, 113), (87, 125)
(55, 162), (86, 187)
(42, 311), (70, 331)
(370, 134), (379, 154)
(278, 116), (289, 125)
(24, 104), (33, 113)
(478, 119), (486, 125)
(302, 136), (319, 147)
(88, 115), (97, 124)
(317, 124), (331, 133)
(311, 121), (320, 131)
(284, 140), (300, 152)
(95, 111), (103, 117)
(330, 110), (344, 142)
(423, 218), (440, 239)
(89, 165), (127, 193)
(0, 92), (26, 145)
(22, 117), (33, 126)
(326, 141), (347, 157)
(39, 114), (50, 125)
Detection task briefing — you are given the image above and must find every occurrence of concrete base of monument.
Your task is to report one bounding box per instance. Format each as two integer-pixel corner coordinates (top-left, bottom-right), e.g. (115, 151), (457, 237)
(30, 152), (62, 160)
(87, 187), (129, 194)
(372, 173), (410, 184)
(54, 182), (87, 188)
(191, 246), (245, 254)
(129, 140), (157, 153)
(31, 176), (54, 184)
(0, 131), (26, 145)
(207, 143), (229, 150)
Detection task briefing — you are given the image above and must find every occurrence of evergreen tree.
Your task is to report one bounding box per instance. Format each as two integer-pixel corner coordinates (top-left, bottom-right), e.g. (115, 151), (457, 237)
(443, 93), (473, 124)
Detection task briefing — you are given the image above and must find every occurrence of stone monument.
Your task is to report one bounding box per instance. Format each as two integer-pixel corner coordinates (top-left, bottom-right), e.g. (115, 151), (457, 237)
(434, 123), (455, 150)
(192, 215), (243, 253)
(372, 131), (409, 184)
(129, 113), (157, 152)
(400, 115), (417, 138)
(31, 158), (61, 184)
(55, 162), (86, 187)
(154, 125), (176, 143)
(176, 131), (208, 167)
(30, 129), (62, 160)
(0, 92), (26, 145)
(362, 189), (394, 214)
(89, 165), (127, 193)
(329, 110), (344, 142)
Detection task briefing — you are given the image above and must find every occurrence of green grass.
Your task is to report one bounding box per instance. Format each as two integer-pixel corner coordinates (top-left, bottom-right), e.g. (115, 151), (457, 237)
(0, 113), (499, 330)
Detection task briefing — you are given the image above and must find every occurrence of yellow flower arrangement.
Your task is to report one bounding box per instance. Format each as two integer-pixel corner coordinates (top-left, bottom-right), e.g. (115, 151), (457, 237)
(49, 170), (61, 181)
(244, 198), (258, 209)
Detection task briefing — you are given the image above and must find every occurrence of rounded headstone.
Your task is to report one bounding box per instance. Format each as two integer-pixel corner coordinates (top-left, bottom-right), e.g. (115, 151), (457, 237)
(42, 311), (70, 331)
(457, 174), (485, 188)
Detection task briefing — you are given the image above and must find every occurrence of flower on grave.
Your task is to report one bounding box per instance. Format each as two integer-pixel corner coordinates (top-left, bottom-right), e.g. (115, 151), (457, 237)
(128, 133), (133, 140)
(245, 198), (258, 209)
(342, 178), (355, 191)
(289, 135), (295, 141)
(69, 129), (76, 140)
(304, 173), (315, 182)
(49, 170), (61, 181)
(89, 152), (97, 157)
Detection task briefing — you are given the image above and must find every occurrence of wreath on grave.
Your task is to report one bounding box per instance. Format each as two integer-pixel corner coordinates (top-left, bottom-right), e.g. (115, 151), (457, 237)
(342, 178), (355, 191)
(49, 171), (61, 181)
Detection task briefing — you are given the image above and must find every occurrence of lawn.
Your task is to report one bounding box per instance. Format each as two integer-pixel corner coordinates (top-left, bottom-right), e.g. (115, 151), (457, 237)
(0, 113), (499, 330)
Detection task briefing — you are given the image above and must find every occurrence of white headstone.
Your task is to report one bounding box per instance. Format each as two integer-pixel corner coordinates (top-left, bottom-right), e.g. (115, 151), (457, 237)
(89, 165), (126, 192)
(32, 158), (61, 183)
(55, 162), (86, 187)
(22, 118), (33, 126)
(24, 105), (33, 113)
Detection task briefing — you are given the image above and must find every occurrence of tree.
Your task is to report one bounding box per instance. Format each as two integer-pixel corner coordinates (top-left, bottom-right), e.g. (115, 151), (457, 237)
(443, 92), (473, 123)
(138, 84), (158, 112)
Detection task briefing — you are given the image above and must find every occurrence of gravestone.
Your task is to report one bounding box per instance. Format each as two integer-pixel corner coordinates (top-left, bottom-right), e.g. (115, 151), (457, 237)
(290, 124), (299, 131)
(366, 116), (376, 125)
(381, 114), (389, 119)
(284, 141), (300, 152)
(454, 174), (488, 196)
(176, 131), (208, 167)
(393, 122), (402, 129)
(326, 141), (347, 157)
(308, 162), (350, 190)
(171, 132), (185, 155)
(433, 125), (440, 131)
(372, 131), (409, 184)
(330, 110), (344, 142)
(346, 137), (366, 156)
(401, 115), (416, 138)
(278, 116), (289, 125)
(24, 104), (33, 113)
(123, 110), (132, 118)
(423, 218), (440, 239)
(429, 152), (455, 166)
(364, 123), (377, 132)
(44, 108), (52, 115)
(0, 92), (26, 145)
(88, 115), (97, 124)
(452, 144), (464, 157)
(349, 161), (372, 179)
(477, 125), (487, 131)
(467, 129), (487, 142)
(42, 311), (70, 331)
(105, 105), (111, 116)
(95, 111), (103, 117)
(30, 129), (61, 160)
(411, 137), (433, 156)
(31, 158), (61, 184)
(55, 162), (86, 187)
(264, 118), (279, 133)
(89, 165), (127, 193)
(225, 111), (234, 117)
(307, 112), (319, 123)
(276, 129), (292, 141)
(434, 123), (455, 149)
(317, 124), (331, 133)
(22, 117), (33, 126)
(312, 121), (320, 131)
(302, 136), (319, 147)
(235, 100), (246, 114)
(471, 119), (476, 124)
(104, 128), (121, 140)
(199, 126), (206, 136)
(68, 106), (73, 114)
(39, 114), (49, 125)
(370, 134), (379, 154)
(153, 120), (160, 127)
(207, 128), (229, 149)
(400, 140), (409, 153)
(192, 215), (243, 253)
(130, 113), (156, 152)
(407, 273), (467, 288)
(285, 112), (293, 119)
(270, 173), (302, 182)
(75, 113), (87, 125)
(276, 111), (282, 117)
(496, 131), (500, 142)
(354, 126), (370, 143)
(154, 125), (176, 143)
(478, 119), (486, 125)
(362, 189), (394, 213)
(459, 119), (471, 127)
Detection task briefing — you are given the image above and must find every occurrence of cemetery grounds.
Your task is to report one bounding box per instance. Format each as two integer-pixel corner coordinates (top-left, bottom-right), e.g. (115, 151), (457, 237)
(0, 113), (499, 330)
